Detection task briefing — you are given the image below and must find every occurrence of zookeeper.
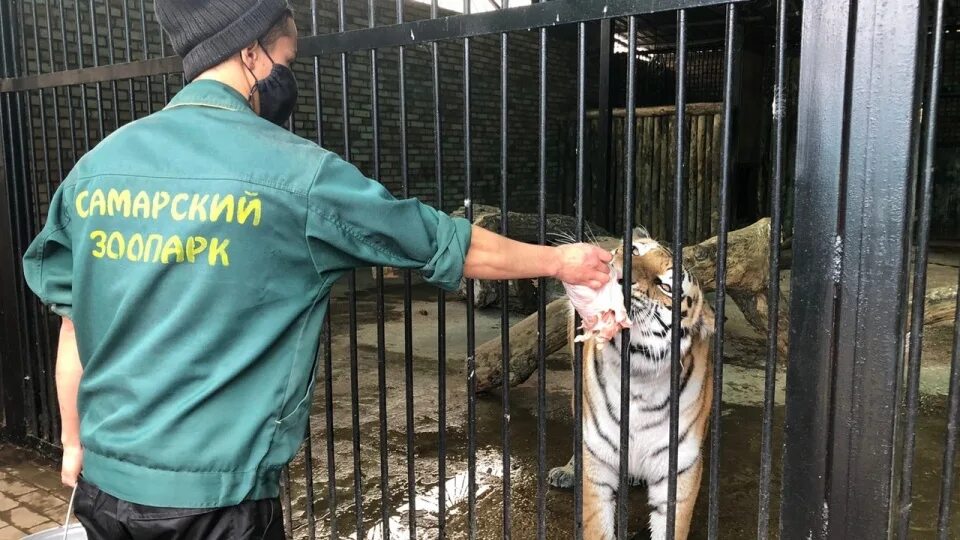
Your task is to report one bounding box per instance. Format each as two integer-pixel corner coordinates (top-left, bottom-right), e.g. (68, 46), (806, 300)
(21, 1), (612, 538)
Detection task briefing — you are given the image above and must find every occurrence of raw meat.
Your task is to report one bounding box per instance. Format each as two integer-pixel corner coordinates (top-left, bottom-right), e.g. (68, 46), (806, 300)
(562, 264), (632, 347)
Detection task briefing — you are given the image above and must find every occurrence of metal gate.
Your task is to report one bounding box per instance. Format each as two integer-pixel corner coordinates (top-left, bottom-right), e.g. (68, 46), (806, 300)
(0, 0), (953, 539)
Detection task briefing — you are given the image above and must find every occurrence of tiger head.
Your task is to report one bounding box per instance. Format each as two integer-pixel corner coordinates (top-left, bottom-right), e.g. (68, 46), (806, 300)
(610, 227), (715, 361)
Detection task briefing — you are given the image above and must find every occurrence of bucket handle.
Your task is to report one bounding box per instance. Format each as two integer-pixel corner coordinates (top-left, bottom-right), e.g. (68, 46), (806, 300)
(61, 483), (77, 540)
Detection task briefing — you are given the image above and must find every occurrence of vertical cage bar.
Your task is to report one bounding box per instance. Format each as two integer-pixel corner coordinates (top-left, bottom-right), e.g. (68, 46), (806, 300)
(499, 4), (511, 538)
(87, 0), (105, 141)
(57, 0), (79, 164)
(25, 0), (56, 444)
(395, 1), (417, 536)
(304, 420), (317, 540)
(573, 21), (586, 540)
(41, 0), (64, 181)
(138, 0), (153, 114)
(367, 0), (391, 536)
(281, 466), (294, 538)
(158, 23), (170, 104)
(428, 3), (448, 537)
(667, 10), (688, 539)
(121, 0), (136, 121)
(103, 0), (120, 130)
(596, 18), (613, 230)
(309, 4), (336, 538)
(757, 0), (787, 537)
(463, 2), (478, 537)
(336, 1), (363, 535)
(535, 20), (548, 540)
(13, 0), (40, 442)
(707, 5), (737, 539)
(75, 0), (90, 152)
(322, 315), (338, 538)
(0, 0), (29, 443)
(617, 14), (638, 540)
(898, 0), (945, 536)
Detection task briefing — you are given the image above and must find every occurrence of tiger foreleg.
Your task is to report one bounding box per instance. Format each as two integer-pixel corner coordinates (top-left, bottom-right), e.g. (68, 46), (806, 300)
(583, 445), (618, 540)
(646, 456), (703, 540)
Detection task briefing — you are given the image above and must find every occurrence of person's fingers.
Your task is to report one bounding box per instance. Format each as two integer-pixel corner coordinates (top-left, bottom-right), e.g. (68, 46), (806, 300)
(595, 248), (613, 263)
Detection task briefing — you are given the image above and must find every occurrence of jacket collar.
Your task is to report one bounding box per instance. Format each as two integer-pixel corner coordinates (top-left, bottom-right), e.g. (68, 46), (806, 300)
(164, 79), (253, 114)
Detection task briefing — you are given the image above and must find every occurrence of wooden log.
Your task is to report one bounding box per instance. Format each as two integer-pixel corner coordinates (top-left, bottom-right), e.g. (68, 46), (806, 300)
(909, 286), (958, 327)
(475, 217), (788, 392)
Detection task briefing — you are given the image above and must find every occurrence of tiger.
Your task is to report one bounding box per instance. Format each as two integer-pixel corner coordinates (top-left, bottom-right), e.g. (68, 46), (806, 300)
(547, 227), (715, 540)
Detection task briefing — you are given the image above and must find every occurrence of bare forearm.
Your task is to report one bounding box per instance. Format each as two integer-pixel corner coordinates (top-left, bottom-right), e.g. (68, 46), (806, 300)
(56, 318), (82, 448)
(463, 225), (559, 281)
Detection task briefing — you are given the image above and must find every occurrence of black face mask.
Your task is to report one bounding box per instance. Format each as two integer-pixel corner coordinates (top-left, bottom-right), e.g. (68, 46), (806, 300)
(246, 47), (298, 126)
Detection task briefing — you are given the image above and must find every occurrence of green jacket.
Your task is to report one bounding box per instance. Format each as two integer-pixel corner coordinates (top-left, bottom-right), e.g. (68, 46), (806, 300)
(22, 80), (472, 508)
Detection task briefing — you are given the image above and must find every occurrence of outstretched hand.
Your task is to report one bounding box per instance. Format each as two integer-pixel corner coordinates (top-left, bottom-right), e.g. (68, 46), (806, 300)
(554, 243), (613, 289)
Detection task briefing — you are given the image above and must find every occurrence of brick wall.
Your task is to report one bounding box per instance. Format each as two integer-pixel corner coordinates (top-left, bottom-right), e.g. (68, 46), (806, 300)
(18, 0), (585, 218)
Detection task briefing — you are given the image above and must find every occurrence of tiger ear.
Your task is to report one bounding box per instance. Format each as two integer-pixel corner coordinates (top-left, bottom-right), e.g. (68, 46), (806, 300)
(633, 226), (650, 239)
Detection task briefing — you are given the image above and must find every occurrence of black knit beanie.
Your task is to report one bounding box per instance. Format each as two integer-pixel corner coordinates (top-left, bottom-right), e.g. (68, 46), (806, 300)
(156, 0), (290, 82)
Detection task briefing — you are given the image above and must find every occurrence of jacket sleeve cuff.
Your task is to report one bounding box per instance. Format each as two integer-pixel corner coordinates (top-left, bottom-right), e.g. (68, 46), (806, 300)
(418, 215), (472, 292)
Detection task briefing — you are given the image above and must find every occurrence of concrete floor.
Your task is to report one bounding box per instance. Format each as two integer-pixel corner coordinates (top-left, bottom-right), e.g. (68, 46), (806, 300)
(284, 249), (960, 539)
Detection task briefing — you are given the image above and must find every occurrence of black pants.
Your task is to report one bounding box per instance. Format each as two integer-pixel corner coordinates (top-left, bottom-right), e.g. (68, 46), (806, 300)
(73, 478), (286, 540)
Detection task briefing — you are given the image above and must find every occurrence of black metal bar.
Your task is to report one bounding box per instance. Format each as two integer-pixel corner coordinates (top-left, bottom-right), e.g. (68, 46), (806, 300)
(367, 1), (390, 536)
(322, 315), (337, 538)
(396, 1), (416, 536)
(898, 1), (945, 538)
(499, 5), (511, 537)
(41, 0), (65, 442)
(308, 4), (335, 538)
(56, 0), (79, 164)
(75, 0), (90, 152)
(707, 5), (736, 539)
(425, 4), (449, 538)
(103, 0), (120, 130)
(0, 54), (184, 94)
(781, 0), (924, 536)
(938, 275), (960, 539)
(463, 1), (477, 536)
(667, 10), (687, 540)
(138, 0), (153, 115)
(303, 420), (317, 540)
(87, 0), (105, 141)
(596, 18), (614, 231)
(573, 21), (586, 540)
(535, 20), (547, 540)
(40, 0), (63, 180)
(825, 0), (921, 536)
(0, 0), (27, 442)
(296, 0), (746, 57)
(12, 2), (42, 441)
(158, 26), (170, 103)
(336, 3), (363, 537)
(757, 0), (786, 537)
(617, 14), (637, 540)
(25, 0), (58, 443)
(779, 0), (851, 533)
(281, 466), (294, 538)
(121, 0), (137, 121)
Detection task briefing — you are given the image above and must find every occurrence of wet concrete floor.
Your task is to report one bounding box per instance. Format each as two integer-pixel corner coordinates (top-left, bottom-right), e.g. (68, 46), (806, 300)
(285, 252), (960, 539)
